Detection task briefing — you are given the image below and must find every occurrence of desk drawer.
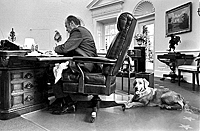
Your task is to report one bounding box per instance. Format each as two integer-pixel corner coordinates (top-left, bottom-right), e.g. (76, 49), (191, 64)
(11, 70), (34, 80)
(24, 91), (43, 105)
(0, 60), (48, 119)
(11, 91), (43, 108)
(11, 80), (35, 92)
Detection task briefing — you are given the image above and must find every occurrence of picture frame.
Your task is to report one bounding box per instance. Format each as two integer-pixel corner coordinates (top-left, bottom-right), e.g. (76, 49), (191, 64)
(165, 2), (192, 36)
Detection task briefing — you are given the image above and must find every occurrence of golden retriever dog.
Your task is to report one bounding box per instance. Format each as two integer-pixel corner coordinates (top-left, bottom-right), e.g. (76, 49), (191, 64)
(123, 78), (188, 110)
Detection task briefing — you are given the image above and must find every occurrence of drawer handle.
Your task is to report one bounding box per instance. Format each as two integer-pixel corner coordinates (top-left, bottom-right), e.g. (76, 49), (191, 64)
(25, 95), (34, 102)
(24, 82), (33, 89)
(0, 56), (9, 67)
(24, 73), (33, 79)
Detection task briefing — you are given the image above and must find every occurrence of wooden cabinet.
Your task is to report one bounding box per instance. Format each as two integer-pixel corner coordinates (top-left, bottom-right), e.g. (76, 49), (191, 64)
(134, 47), (146, 72)
(0, 51), (48, 120)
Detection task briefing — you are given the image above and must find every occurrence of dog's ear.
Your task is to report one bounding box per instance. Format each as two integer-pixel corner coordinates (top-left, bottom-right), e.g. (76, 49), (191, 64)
(133, 79), (137, 87)
(143, 78), (149, 87)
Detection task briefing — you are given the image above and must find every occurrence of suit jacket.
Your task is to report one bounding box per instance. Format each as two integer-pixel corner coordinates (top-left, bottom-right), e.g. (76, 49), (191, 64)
(54, 26), (99, 72)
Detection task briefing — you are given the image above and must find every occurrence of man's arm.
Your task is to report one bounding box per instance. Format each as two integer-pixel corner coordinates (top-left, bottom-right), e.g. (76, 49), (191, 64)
(54, 29), (83, 54)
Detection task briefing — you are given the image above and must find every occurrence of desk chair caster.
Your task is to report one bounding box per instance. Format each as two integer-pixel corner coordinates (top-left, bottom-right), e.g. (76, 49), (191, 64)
(89, 96), (100, 123)
(90, 109), (97, 123)
(122, 104), (126, 111)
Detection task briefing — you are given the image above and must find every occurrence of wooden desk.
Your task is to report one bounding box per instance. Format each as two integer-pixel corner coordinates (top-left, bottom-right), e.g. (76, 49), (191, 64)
(0, 49), (73, 120)
(19, 56), (73, 62)
(19, 56), (73, 97)
(157, 52), (194, 83)
(0, 51), (49, 120)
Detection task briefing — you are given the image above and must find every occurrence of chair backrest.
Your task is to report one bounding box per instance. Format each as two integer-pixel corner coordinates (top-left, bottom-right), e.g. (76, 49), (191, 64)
(102, 12), (137, 76)
(196, 53), (200, 68)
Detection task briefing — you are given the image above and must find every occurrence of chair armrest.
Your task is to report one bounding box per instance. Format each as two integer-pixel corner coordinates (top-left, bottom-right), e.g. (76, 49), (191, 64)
(194, 57), (200, 61)
(72, 56), (116, 93)
(73, 56), (116, 65)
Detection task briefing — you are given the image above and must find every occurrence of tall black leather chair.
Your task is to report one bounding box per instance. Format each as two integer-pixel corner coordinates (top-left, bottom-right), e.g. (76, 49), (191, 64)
(61, 12), (137, 122)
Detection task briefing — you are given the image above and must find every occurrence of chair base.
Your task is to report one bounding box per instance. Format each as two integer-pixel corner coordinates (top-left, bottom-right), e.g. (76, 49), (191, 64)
(161, 73), (183, 83)
(71, 95), (124, 123)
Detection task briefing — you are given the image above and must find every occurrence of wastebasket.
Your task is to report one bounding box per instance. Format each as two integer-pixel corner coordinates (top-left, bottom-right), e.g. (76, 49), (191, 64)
(135, 72), (154, 88)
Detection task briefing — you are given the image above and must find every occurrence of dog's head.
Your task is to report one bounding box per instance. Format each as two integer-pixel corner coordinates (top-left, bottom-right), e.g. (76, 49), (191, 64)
(133, 78), (149, 92)
(132, 78), (150, 99)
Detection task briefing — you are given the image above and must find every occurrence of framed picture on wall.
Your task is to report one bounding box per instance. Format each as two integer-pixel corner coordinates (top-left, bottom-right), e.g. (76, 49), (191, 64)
(165, 2), (192, 36)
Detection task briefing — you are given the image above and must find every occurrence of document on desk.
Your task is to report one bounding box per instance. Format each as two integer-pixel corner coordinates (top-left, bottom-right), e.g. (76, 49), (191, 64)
(53, 61), (69, 84)
(18, 55), (73, 83)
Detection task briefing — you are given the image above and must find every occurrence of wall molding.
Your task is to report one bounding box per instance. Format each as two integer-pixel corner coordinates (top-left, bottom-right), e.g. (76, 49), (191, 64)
(133, 0), (155, 17)
(155, 50), (200, 54)
(87, 0), (124, 18)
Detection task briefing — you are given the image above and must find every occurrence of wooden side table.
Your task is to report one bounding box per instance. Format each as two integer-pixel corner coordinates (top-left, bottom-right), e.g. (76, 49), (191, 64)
(157, 52), (194, 83)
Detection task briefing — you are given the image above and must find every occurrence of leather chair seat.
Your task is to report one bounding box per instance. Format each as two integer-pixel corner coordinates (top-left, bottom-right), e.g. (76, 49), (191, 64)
(62, 69), (116, 95)
(62, 72), (116, 85)
(85, 73), (116, 85)
(62, 69), (80, 83)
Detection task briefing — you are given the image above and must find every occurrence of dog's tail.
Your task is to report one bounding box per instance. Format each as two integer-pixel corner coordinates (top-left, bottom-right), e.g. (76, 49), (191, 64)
(174, 94), (186, 110)
(177, 96), (199, 114)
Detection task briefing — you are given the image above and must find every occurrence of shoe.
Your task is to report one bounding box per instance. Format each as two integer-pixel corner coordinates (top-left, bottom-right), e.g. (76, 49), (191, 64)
(63, 104), (76, 113)
(48, 98), (64, 111)
(51, 104), (76, 115)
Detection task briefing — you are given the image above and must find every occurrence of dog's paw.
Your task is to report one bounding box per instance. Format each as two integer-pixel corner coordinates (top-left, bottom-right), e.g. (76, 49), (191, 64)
(124, 102), (133, 109)
(160, 105), (171, 110)
(160, 105), (165, 109)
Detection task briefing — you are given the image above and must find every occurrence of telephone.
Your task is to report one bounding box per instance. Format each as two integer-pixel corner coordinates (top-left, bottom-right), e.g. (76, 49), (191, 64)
(0, 40), (20, 50)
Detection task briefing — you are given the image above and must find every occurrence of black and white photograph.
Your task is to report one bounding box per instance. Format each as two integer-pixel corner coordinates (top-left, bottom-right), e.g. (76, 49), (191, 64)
(0, 0), (199, 131)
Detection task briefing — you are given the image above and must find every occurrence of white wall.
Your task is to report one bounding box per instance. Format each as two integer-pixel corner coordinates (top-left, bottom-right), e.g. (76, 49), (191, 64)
(0, 0), (94, 50)
(0, 0), (199, 82)
(152, 0), (200, 82)
(123, 0), (200, 82)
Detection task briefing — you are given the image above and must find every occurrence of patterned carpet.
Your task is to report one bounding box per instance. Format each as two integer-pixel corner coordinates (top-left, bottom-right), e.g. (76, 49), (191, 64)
(0, 77), (199, 131)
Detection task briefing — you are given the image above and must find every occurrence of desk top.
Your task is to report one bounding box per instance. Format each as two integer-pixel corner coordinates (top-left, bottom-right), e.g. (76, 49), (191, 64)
(157, 52), (194, 59)
(19, 56), (73, 62)
(0, 50), (29, 56)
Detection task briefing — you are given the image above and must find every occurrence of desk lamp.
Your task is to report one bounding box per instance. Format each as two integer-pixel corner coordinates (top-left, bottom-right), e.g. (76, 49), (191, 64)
(23, 38), (36, 51)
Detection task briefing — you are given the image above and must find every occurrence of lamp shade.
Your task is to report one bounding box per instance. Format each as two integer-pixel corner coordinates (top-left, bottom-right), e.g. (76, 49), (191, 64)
(23, 38), (35, 49)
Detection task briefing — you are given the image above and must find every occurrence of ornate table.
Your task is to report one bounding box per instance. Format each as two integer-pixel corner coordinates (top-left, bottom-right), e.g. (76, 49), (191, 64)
(157, 52), (194, 83)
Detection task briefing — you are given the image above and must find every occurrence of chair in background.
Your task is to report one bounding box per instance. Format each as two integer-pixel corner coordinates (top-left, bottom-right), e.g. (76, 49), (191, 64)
(118, 49), (141, 95)
(61, 12), (137, 122)
(178, 53), (200, 91)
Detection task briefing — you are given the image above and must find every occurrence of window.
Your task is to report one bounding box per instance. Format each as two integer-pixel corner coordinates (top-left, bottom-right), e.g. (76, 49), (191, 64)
(133, 0), (155, 72)
(138, 19), (155, 72)
(145, 23), (154, 63)
(87, 0), (124, 53)
(104, 23), (117, 50)
(97, 17), (117, 52)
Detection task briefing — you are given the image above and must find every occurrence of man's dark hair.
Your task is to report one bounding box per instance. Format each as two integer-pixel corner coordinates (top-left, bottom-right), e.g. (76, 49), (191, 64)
(67, 15), (81, 25)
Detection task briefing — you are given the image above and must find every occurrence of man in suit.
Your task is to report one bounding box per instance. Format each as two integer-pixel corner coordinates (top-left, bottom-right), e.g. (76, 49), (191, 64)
(50, 15), (100, 114)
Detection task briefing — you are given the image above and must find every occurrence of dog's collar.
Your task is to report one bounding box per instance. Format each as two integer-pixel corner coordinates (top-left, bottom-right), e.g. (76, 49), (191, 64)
(152, 88), (157, 100)
(152, 88), (157, 96)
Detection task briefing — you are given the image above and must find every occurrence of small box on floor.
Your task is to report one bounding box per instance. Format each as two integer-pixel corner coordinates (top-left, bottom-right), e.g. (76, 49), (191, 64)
(135, 72), (154, 88)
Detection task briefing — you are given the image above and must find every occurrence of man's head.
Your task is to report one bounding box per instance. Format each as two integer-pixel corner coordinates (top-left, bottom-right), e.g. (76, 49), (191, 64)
(65, 15), (81, 33)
